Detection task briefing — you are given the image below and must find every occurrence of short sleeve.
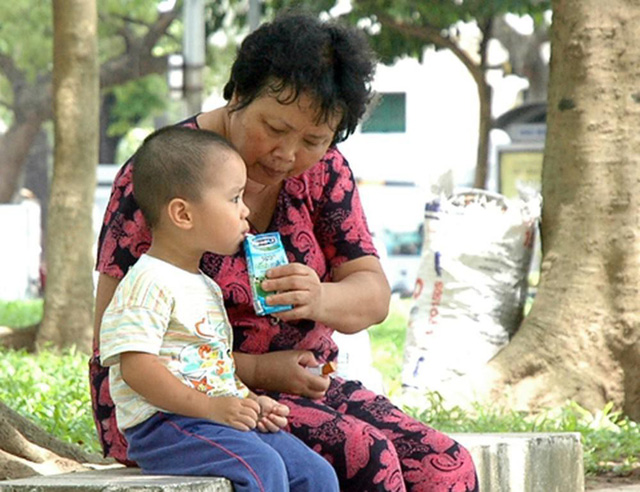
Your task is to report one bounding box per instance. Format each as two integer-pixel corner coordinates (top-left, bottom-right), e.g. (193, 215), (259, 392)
(100, 276), (172, 367)
(312, 148), (378, 269)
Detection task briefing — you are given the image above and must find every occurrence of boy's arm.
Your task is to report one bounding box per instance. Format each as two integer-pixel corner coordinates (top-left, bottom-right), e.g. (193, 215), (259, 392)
(120, 351), (261, 431)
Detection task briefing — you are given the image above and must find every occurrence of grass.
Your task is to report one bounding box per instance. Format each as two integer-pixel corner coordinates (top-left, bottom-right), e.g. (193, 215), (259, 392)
(0, 299), (43, 328)
(1, 297), (640, 476)
(0, 344), (101, 454)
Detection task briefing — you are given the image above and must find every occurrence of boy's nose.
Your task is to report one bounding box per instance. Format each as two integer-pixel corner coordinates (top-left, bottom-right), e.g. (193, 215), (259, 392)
(241, 200), (250, 218)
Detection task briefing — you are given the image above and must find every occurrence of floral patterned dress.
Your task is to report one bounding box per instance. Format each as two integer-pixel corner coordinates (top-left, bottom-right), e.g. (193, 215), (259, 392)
(90, 115), (478, 491)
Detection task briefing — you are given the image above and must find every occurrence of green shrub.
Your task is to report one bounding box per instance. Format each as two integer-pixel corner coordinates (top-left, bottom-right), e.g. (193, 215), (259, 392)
(0, 345), (100, 454)
(0, 299), (43, 328)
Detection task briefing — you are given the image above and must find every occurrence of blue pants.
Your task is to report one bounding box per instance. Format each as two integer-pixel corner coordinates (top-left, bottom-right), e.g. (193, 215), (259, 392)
(124, 412), (339, 492)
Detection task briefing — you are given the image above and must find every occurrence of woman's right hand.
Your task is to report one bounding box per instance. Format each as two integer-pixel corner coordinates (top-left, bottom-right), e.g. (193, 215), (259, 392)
(236, 350), (330, 399)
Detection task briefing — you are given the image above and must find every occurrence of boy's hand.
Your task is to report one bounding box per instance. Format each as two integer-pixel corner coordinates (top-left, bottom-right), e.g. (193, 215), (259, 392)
(255, 395), (289, 433)
(206, 396), (261, 431)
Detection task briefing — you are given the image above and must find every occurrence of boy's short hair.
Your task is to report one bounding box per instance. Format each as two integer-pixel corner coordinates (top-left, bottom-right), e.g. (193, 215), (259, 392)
(132, 126), (238, 228)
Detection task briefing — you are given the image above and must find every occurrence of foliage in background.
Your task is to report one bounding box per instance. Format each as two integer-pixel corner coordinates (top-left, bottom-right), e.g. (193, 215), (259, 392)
(369, 297), (410, 395)
(404, 392), (640, 476)
(0, 299), (43, 328)
(1, 298), (639, 475)
(0, 345), (100, 454)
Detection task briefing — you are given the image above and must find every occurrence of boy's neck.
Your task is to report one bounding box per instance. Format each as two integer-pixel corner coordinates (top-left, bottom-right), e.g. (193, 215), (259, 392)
(146, 241), (202, 274)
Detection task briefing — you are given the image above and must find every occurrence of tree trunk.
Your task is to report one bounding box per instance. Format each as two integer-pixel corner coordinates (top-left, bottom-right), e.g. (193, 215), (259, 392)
(472, 70), (492, 189)
(458, 0), (640, 418)
(0, 400), (107, 480)
(37, 0), (99, 352)
(99, 92), (122, 165)
(473, 18), (494, 190)
(0, 116), (47, 203)
(24, 129), (52, 253)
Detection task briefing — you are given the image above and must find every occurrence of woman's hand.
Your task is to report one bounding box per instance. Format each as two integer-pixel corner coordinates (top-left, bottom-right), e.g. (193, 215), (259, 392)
(261, 263), (325, 322)
(235, 350), (330, 399)
(264, 256), (391, 335)
(254, 395), (290, 433)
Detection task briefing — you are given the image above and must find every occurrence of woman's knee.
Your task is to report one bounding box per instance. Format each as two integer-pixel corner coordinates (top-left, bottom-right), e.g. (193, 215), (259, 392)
(339, 424), (404, 490)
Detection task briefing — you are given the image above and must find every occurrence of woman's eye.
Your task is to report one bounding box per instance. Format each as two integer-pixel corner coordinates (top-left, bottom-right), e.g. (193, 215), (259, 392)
(268, 124), (285, 134)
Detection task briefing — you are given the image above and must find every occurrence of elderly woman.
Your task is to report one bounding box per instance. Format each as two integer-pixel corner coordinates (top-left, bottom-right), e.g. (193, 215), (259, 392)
(91, 10), (478, 492)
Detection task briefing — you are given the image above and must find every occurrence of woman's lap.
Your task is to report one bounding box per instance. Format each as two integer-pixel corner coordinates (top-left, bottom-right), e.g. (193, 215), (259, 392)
(273, 378), (478, 492)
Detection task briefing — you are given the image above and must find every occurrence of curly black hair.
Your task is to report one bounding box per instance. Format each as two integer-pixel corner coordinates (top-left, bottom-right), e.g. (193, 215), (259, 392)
(223, 11), (377, 146)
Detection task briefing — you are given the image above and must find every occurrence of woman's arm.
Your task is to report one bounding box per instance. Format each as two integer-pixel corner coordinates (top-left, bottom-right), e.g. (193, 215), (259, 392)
(93, 273), (121, 346)
(233, 351), (331, 399)
(262, 255), (391, 334)
(321, 255), (391, 333)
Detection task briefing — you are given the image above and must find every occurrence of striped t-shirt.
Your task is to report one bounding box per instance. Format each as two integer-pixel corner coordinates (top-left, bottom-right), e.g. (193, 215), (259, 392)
(100, 254), (249, 430)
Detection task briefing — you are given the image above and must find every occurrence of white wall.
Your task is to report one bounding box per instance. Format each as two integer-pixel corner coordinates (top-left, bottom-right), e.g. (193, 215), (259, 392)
(0, 202), (41, 300)
(338, 49), (480, 189)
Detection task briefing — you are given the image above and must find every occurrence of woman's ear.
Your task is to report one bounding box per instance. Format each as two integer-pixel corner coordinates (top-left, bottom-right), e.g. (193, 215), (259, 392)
(167, 198), (193, 230)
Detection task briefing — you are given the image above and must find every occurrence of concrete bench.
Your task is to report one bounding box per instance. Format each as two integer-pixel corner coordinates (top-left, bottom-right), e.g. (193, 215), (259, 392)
(0, 467), (233, 491)
(453, 432), (584, 492)
(0, 432), (583, 492)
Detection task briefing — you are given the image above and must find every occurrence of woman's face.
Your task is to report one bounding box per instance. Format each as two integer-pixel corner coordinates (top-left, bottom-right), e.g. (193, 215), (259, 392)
(227, 90), (340, 187)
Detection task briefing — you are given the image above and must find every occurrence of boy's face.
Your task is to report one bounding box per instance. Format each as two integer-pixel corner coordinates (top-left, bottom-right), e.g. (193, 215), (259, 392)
(192, 151), (250, 255)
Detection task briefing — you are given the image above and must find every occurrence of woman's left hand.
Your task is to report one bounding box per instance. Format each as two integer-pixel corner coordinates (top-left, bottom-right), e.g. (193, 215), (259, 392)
(261, 263), (324, 322)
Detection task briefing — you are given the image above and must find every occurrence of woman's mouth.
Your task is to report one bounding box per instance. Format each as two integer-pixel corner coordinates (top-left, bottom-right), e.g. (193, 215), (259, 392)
(260, 164), (288, 179)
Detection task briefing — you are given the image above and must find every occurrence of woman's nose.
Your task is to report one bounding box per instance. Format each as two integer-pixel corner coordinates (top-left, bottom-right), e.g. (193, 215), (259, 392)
(273, 137), (296, 163)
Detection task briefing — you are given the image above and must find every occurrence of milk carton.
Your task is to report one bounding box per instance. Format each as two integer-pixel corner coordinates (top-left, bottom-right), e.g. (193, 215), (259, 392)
(244, 232), (293, 316)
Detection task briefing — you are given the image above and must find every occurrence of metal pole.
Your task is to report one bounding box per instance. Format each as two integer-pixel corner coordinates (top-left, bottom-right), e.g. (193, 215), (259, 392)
(249, 0), (260, 32)
(183, 0), (205, 114)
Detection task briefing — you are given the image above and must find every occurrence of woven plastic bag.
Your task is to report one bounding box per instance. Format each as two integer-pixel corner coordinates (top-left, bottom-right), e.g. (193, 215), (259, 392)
(401, 189), (540, 393)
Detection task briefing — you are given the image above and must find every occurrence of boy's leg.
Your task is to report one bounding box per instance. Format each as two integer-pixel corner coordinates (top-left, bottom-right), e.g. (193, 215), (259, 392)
(125, 412), (288, 492)
(257, 430), (339, 492)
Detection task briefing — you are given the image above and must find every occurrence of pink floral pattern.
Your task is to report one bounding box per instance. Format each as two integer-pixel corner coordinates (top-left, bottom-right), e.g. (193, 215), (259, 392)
(90, 115), (478, 490)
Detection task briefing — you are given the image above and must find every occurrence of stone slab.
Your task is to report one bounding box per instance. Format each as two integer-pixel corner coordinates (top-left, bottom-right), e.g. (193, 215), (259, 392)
(0, 467), (233, 492)
(0, 432), (584, 492)
(452, 432), (584, 492)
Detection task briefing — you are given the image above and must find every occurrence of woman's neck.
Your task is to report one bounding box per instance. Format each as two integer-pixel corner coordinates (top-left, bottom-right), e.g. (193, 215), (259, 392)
(196, 108), (229, 137)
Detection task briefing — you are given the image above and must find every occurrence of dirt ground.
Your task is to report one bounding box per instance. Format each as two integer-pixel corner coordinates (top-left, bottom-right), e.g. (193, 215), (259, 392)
(586, 469), (640, 491)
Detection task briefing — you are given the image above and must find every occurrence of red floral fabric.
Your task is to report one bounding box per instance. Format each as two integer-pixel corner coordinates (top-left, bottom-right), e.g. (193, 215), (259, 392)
(89, 115), (477, 491)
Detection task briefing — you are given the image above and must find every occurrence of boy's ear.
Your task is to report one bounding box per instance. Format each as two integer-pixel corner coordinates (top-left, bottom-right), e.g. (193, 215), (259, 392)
(167, 198), (193, 230)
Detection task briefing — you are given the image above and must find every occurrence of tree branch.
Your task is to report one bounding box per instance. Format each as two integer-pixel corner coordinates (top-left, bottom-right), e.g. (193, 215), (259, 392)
(375, 13), (486, 90)
(0, 53), (25, 89)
